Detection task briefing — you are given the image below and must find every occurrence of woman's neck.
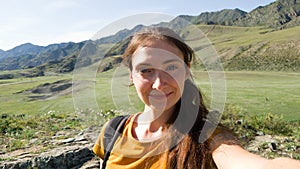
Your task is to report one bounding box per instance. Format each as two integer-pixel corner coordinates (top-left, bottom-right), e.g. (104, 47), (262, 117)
(132, 106), (175, 141)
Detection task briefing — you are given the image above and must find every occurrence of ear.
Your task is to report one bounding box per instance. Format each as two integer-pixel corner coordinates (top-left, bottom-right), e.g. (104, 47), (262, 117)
(185, 63), (191, 80)
(129, 70), (133, 82)
(187, 62), (191, 68)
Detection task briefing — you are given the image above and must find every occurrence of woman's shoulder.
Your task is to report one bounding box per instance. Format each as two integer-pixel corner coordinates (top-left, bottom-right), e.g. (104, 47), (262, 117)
(203, 120), (239, 152)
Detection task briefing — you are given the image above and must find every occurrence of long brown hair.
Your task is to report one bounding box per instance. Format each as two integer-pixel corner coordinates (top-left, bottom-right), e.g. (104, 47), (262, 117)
(123, 27), (236, 168)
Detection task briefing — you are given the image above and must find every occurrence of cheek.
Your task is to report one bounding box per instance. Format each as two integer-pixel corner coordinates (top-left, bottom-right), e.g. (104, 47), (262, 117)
(133, 80), (150, 97)
(170, 74), (186, 92)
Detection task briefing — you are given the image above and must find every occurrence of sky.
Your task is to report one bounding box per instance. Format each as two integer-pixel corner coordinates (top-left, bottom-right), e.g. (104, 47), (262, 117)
(0, 0), (276, 51)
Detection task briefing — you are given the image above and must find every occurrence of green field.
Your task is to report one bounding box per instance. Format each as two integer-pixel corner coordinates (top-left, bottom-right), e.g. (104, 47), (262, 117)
(0, 70), (299, 121)
(194, 71), (300, 121)
(2, 25), (299, 120)
(1, 24), (300, 160)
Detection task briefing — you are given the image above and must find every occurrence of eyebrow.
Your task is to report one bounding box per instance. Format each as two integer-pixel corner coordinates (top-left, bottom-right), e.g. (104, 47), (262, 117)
(162, 59), (183, 65)
(136, 59), (183, 67)
(136, 63), (152, 67)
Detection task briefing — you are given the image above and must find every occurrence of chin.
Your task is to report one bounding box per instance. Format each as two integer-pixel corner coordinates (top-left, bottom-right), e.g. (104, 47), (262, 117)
(150, 102), (176, 112)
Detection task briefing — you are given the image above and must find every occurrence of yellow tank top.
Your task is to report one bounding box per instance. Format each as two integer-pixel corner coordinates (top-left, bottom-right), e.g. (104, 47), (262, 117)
(93, 113), (170, 169)
(93, 113), (237, 168)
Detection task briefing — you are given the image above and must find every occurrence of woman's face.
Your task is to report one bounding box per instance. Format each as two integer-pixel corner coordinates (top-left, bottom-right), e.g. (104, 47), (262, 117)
(130, 39), (189, 112)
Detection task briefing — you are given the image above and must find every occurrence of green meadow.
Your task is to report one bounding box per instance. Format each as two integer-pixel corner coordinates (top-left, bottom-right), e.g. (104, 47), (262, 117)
(1, 25), (300, 154)
(194, 71), (300, 121)
(1, 25), (300, 119)
(0, 70), (299, 121)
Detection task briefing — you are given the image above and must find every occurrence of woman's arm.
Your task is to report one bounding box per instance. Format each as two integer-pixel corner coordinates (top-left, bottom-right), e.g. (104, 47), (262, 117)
(212, 144), (300, 169)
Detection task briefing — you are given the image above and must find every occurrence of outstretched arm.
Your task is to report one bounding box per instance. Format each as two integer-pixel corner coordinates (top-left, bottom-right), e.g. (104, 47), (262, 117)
(213, 144), (300, 169)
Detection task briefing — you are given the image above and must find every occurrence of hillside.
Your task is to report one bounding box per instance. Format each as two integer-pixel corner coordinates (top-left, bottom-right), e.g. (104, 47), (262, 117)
(231, 0), (300, 29)
(178, 8), (247, 25)
(0, 0), (300, 74)
(201, 25), (300, 71)
(1, 0), (300, 167)
(179, 0), (300, 29)
(0, 42), (85, 71)
(100, 24), (300, 72)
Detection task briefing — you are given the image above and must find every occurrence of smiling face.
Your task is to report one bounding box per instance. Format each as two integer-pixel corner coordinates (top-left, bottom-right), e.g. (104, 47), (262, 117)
(130, 39), (189, 113)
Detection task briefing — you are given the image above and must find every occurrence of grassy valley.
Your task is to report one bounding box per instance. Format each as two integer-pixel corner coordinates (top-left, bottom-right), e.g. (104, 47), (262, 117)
(1, 68), (299, 121)
(1, 70), (300, 159)
(1, 10), (300, 160)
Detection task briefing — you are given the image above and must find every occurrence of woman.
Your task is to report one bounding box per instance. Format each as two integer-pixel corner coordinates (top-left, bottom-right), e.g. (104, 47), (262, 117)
(93, 27), (300, 168)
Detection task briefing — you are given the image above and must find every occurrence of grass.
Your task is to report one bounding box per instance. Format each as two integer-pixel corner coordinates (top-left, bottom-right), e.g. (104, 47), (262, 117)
(0, 70), (299, 160)
(0, 111), (80, 152)
(185, 25), (300, 71)
(0, 70), (299, 121)
(0, 108), (122, 154)
(221, 104), (300, 160)
(0, 75), (74, 115)
(226, 72), (300, 120)
(197, 25), (300, 48)
(193, 71), (300, 121)
(1, 25), (300, 160)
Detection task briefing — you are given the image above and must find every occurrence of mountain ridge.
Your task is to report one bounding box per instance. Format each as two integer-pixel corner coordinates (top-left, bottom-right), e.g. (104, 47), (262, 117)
(0, 0), (299, 73)
(230, 0), (300, 29)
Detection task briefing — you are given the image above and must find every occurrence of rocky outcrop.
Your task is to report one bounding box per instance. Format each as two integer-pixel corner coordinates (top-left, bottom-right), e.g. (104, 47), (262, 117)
(245, 134), (300, 159)
(0, 126), (101, 169)
(1, 146), (97, 169)
(1, 126), (299, 168)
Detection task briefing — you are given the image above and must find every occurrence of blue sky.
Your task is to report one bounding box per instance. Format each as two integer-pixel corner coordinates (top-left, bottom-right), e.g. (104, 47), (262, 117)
(0, 0), (276, 51)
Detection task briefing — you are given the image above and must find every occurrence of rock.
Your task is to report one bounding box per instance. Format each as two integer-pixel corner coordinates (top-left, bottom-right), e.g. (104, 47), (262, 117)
(75, 135), (87, 142)
(55, 131), (68, 137)
(235, 119), (243, 125)
(269, 142), (277, 152)
(3, 124), (296, 168)
(245, 135), (278, 153)
(29, 138), (39, 144)
(296, 146), (300, 154)
(61, 138), (75, 144)
(32, 146), (94, 169)
(0, 145), (95, 169)
(0, 126), (102, 169)
(79, 158), (101, 169)
(2, 160), (32, 169)
(1, 113), (8, 119)
(256, 131), (264, 136)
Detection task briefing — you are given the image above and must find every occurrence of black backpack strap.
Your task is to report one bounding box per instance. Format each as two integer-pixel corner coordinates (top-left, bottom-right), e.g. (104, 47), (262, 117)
(102, 115), (130, 169)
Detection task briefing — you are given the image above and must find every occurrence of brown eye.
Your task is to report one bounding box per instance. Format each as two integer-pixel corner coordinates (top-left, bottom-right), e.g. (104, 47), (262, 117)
(166, 65), (178, 71)
(140, 68), (154, 74)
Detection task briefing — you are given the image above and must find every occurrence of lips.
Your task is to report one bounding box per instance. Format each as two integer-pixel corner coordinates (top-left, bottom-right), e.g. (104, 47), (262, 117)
(149, 91), (173, 100)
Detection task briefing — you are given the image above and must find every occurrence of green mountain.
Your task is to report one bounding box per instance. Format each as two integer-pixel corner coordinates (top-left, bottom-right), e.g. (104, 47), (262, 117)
(0, 42), (85, 71)
(177, 0), (300, 29)
(178, 8), (247, 25)
(231, 0), (300, 29)
(0, 0), (299, 76)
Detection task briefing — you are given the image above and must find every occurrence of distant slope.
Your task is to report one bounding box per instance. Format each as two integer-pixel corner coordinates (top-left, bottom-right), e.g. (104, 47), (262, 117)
(179, 8), (247, 25)
(178, 0), (300, 29)
(231, 0), (300, 29)
(0, 42), (85, 71)
(0, 0), (300, 73)
(201, 25), (300, 71)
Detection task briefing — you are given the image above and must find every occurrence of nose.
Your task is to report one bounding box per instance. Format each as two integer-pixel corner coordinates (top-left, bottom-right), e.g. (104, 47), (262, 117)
(152, 70), (168, 90)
